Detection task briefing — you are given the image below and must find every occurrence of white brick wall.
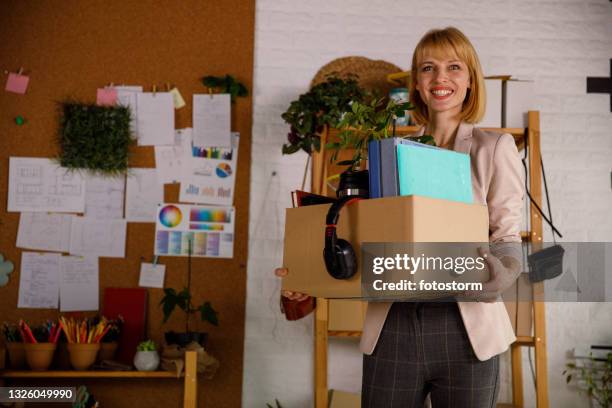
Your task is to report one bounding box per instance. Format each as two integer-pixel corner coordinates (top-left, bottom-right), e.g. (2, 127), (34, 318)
(243, 1), (612, 406)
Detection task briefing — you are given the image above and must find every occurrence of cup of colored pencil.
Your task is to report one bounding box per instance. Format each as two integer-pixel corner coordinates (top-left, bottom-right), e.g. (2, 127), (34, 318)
(59, 317), (110, 370)
(19, 320), (59, 371)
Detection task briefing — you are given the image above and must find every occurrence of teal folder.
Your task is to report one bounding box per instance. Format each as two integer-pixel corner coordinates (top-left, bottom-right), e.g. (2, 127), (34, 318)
(396, 144), (473, 204)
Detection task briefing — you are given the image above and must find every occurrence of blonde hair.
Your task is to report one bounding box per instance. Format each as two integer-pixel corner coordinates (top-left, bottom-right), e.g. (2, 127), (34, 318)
(409, 27), (486, 125)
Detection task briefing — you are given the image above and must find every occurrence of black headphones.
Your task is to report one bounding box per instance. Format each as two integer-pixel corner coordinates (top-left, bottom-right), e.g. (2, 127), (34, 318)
(323, 196), (361, 280)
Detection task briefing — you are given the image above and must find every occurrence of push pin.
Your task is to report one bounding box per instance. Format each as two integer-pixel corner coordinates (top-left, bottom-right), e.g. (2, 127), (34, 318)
(15, 115), (26, 126)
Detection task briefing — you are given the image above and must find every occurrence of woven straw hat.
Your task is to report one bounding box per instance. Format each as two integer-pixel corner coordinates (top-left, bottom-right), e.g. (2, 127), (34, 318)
(310, 56), (403, 96)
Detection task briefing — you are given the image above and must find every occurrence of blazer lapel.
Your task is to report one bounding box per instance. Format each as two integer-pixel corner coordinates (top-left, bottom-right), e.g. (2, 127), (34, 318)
(453, 122), (473, 154)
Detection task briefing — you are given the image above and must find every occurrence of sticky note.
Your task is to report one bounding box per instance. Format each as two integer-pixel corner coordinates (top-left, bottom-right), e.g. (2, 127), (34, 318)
(97, 88), (117, 106)
(5, 73), (30, 94)
(170, 87), (186, 109)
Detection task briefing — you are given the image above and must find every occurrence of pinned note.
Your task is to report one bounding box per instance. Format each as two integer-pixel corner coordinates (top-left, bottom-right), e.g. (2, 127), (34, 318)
(18, 252), (60, 309)
(97, 88), (118, 106)
(193, 93), (231, 147)
(60, 256), (99, 312)
(5, 72), (30, 94)
(136, 92), (175, 146)
(138, 263), (166, 288)
(170, 87), (186, 109)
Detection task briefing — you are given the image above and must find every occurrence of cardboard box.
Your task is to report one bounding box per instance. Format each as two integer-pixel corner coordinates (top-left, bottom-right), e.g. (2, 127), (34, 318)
(328, 277), (534, 337)
(282, 195), (489, 298)
(328, 299), (367, 331)
(504, 79), (536, 128)
(329, 389), (361, 408)
(503, 273), (533, 337)
(481, 79), (503, 127)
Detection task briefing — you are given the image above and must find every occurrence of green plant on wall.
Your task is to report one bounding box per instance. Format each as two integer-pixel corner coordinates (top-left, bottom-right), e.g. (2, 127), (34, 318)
(202, 75), (248, 102)
(564, 351), (611, 408)
(58, 102), (135, 175)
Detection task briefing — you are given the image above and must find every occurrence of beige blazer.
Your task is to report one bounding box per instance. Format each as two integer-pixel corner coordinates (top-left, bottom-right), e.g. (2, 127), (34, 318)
(359, 122), (524, 361)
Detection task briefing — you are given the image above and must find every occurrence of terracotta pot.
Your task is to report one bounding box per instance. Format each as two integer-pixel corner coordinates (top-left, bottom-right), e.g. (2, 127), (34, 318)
(24, 343), (57, 371)
(97, 341), (118, 362)
(6, 342), (26, 369)
(67, 343), (100, 371)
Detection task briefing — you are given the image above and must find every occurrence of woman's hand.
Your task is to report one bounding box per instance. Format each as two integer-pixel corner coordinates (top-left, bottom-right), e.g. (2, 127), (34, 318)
(464, 247), (522, 302)
(275, 268), (311, 301)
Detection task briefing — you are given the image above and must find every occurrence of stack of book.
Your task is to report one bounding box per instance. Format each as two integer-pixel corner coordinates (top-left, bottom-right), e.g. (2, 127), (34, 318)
(367, 137), (473, 203)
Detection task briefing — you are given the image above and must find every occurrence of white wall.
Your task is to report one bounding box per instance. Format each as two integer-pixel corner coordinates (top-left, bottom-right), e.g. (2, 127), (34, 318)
(243, 1), (612, 407)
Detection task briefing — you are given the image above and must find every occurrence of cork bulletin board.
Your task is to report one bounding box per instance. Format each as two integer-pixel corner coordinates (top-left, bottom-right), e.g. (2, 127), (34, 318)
(0, 1), (254, 407)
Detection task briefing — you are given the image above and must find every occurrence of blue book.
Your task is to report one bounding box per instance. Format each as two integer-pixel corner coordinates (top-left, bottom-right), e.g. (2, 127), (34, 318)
(397, 144), (473, 204)
(380, 138), (437, 197)
(367, 139), (382, 198)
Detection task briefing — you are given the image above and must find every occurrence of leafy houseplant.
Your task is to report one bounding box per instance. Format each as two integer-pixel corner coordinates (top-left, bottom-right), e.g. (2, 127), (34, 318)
(160, 238), (219, 347)
(330, 96), (435, 170)
(281, 75), (365, 155)
(136, 340), (157, 352)
(564, 351), (612, 408)
(58, 102), (135, 175)
(202, 75), (248, 103)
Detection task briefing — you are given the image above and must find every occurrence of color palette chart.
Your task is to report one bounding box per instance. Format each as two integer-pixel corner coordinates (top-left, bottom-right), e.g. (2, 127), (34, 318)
(154, 204), (234, 258)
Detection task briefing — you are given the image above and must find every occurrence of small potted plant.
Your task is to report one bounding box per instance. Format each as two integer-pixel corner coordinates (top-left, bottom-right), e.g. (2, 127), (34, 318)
(160, 238), (219, 347)
(134, 340), (160, 371)
(2, 322), (25, 369)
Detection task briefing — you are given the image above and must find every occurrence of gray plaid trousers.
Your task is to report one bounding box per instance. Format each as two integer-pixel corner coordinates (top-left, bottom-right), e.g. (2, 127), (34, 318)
(362, 302), (500, 408)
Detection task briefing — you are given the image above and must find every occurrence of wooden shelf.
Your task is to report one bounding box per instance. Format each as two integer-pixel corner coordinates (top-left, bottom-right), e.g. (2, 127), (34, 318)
(0, 370), (181, 379)
(1, 351), (198, 408)
(331, 125), (526, 150)
(328, 330), (361, 338)
(515, 336), (536, 346)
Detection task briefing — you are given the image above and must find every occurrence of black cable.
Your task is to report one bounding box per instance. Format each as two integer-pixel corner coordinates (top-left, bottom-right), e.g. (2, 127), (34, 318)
(521, 129), (563, 238)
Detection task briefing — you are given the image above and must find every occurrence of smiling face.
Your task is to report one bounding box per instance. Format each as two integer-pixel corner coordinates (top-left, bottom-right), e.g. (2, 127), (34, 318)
(415, 54), (471, 119)
(408, 27), (486, 125)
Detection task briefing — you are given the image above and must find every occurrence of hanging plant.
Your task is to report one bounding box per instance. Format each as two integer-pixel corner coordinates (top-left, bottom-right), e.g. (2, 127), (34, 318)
(58, 101), (135, 175)
(281, 74), (366, 155)
(202, 75), (248, 102)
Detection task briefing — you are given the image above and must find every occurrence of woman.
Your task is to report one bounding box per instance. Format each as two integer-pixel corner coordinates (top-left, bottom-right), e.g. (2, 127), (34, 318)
(277, 27), (524, 408)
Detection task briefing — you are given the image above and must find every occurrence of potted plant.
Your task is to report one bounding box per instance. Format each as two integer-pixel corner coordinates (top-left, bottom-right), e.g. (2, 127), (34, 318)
(134, 340), (160, 371)
(2, 322), (25, 369)
(330, 96), (434, 170)
(564, 349), (611, 408)
(281, 76), (433, 190)
(281, 74), (365, 156)
(160, 238), (219, 347)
